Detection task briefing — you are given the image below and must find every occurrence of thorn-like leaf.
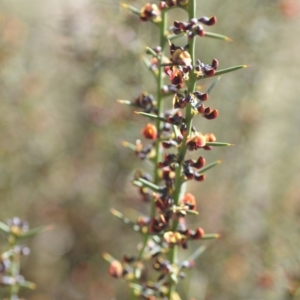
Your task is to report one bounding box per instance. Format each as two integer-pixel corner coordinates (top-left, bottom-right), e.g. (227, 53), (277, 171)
(206, 77), (221, 95)
(171, 273), (178, 283)
(183, 245), (206, 266)
(206, 142), (232, 147)
(129, 283), (143, 291)
(121, 140), (136, 151)
(201, 233), (221, 240)
(0, 221), (10, 234)
(198, 65), (248, 80)
(135, 177), (163, 192)
(110, 209), (141, 232)
(145, 47), (158, 57)
(103, 252), (116, 263)
(167, 32), (185, 40)
(204, 31), (232, 42)
(19, 226), (49, 239)
(19, 281), (36, 290)
(121, 3), (140, 16)
(134, 111), (166, 122)
(197, 160), (222, 174)
(185, 210), (199, 215)
(117, 99), (133, 106)
(141, 56), (158, 78)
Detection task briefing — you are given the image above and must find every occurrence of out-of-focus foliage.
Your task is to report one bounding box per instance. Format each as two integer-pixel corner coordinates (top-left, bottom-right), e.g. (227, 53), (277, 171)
(0, 0), (299, 299)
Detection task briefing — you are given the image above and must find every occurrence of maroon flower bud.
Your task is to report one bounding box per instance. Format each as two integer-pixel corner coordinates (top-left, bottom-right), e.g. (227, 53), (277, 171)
(188, 31), (194, 39)
(189, 18), (198, 25)
(192, 156), (206, 169)
(173, 20), (180, 28)
(198, 16), (217, 26)
(180, 123), (187, 136)
(164, 153), (177, 162)
(197, 104), (205, 114)
(211, 58), (219, 70)
(182, 240), (188, 249)
(162, 140), (178, 149)
(193, 91), (208, 101)
(178, 21), (188, 31)
(204, 109), (219, 120)
(184, 166), (194, 180)
(204, 68), (215, 77)
(170, 43), (176, 55)
(194, 173), (205, 181)
(191, 227), (205, 239)
(182, 65), (193, 73)
(123, 255), (136, 263)
(204, 107), (211, 114)
(167, 110), (183, 125)
(194, 24), (205, 36)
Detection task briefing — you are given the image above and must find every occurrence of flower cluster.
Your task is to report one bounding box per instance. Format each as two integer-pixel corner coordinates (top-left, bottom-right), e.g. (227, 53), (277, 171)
(170, 16), (217, 38)
(0, 217), (42, 298)
(105, 0), (245, 299)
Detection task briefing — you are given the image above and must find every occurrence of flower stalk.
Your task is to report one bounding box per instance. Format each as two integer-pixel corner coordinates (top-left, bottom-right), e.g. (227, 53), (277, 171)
(0, 218), (43, 299)
(104, 0), (246, 299)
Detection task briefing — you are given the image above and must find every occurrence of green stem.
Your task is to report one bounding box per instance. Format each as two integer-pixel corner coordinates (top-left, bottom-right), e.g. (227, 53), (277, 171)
(130, 10), (167, 300)
(8, 238), (21, 299)
(168, 0), (197, 298)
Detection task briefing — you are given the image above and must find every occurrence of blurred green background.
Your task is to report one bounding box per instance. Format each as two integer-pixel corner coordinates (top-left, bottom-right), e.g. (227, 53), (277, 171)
(0, 0), (299, 299)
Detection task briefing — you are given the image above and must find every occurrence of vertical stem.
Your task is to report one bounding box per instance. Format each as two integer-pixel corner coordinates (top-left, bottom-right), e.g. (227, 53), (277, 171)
(130, 10), (167, 300)
(168, 0), (197, 298)
(9, 239), (20, 299)
(154, 8), (167, 207)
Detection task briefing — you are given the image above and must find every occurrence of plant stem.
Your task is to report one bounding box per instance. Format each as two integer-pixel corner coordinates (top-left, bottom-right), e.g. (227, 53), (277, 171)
(130, 10), (167, 300)
(9, 239), (20, 299)
(168, 0), (197, 297)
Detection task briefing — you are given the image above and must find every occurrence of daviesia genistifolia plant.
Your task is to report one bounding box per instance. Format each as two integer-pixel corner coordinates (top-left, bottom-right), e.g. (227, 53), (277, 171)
(0, 217), (44, 299)
(104, 0), (246, 299)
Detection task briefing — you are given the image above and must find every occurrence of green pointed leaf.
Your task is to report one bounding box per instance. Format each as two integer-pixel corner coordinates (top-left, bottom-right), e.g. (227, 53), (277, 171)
(135, 177), (163, 192)
(203, 65), (248, 80)
(110, 209), (141, 232)
(117, 99), (133, 106)
(121, 3), (140, 16)
(206, 142), (232, 147)
(201, 233), (221, 240)
(19, 226), (47, 239)
(204, 31), (232, 42)
(167, 32), (185, 41)
(145, 47), (158, 58)
(141, 56), (158, 79)
(171, 273), (178, 283)
(121, 140), (136, 151)
(185, 209), (199, 215)
(135, 111), (166, 122)
(103, 252), (117, 263)
(197, 160), (222, 174)
(181, 245), (206, 268)
(206, 76), (221, 95)
(0, 221), (10, 233)
(129, 283), (143, 291)
(1, 249), (14, 259)
(19, 280), (36, 290)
